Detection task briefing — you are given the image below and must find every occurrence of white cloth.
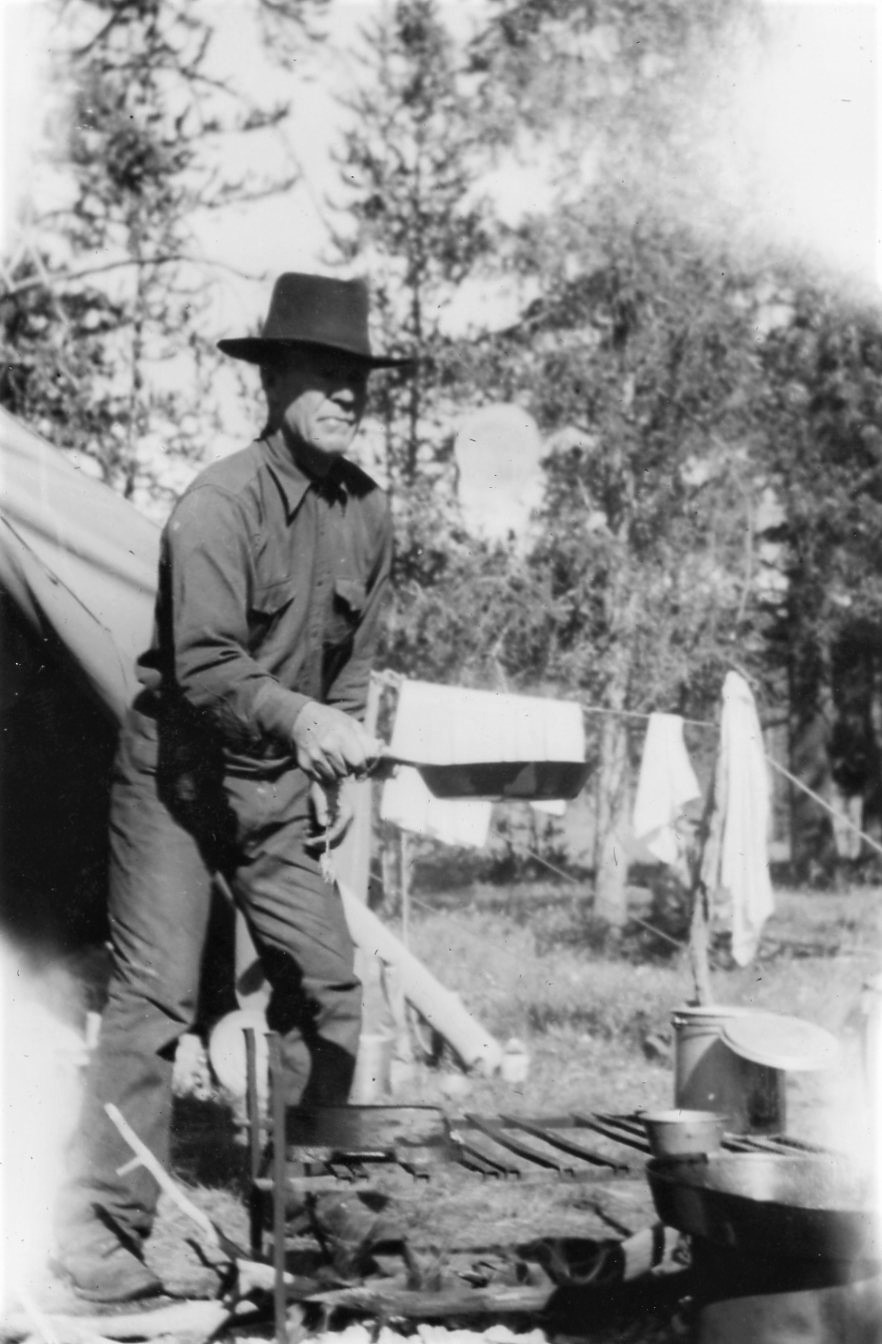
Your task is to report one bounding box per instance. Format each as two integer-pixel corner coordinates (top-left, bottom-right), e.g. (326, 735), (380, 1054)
(380, 680), (585, 847)
(385, 678), (586, 765)
(381, 766), (492, 848)
(531, 798), (568, 818)
(632, 713), (700, 865)
(701, 671), (775, 966)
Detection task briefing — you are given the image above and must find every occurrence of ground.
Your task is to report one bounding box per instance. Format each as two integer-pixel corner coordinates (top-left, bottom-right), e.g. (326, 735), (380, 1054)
(5, 882), (881, 1342)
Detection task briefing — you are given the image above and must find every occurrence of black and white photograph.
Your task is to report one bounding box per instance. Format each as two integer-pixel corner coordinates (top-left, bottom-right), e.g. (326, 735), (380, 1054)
(0, 1), (880, 1340)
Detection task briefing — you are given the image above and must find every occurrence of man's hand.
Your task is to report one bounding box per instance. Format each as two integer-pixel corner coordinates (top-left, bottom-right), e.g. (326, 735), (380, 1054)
(292, 701), (383, 783)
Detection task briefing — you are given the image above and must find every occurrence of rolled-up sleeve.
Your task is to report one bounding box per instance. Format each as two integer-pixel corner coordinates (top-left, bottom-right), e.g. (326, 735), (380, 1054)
(163, 486), (309, 751)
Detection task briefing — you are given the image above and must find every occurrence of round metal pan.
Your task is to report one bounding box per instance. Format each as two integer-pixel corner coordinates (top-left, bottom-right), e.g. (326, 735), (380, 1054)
(647, 1153), (880, 1262)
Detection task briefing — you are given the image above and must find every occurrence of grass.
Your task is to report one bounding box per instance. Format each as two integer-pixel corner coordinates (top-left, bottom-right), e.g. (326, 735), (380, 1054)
(147, 880), (882, 1341)
(406, 881), (879, 1057)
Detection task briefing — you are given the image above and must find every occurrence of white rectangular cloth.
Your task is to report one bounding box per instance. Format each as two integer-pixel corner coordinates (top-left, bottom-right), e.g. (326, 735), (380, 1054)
(380, 766), (493, 848)
(385, 679), (586, 765)
(700, 671), (775, 966)
(531, 798), (568, 818)
(632, 712), (701, 865)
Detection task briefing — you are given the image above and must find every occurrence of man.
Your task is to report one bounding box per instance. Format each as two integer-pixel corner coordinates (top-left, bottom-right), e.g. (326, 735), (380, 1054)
(54, 272), (410, 1302)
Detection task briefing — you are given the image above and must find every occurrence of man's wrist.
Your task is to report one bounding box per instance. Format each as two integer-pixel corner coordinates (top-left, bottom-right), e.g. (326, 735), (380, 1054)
(252, 683), (313, 748)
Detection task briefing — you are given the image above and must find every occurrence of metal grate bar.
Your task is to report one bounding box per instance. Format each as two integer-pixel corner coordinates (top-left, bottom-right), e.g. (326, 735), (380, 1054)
(571, 1112), (651, 1153)
(462, 1115), (572, 1173)
(497, 1114), (631, 1172)
(594, 1112), (648, 1138)
(453, 1137), (519, 1177)
(724, 1133), (828, 1157)
(764, 1133), (828, 1154)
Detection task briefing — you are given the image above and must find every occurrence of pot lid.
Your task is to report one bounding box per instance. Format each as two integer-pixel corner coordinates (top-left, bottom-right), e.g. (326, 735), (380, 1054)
(721, 1012), (840, 1072)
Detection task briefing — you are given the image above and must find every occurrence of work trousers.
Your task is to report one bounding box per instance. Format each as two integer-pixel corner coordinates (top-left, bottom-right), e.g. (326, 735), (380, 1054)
(57, 708), (361, 1246)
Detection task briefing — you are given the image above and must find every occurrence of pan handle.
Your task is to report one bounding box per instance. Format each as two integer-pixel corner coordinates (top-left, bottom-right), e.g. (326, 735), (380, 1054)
(366, 749), (416, 781)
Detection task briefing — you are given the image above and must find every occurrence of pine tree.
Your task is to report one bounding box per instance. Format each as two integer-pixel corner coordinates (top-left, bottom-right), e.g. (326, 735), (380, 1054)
(1, 0), (322, 504)
(331, 0), (491, 561)
(461, 0), (773, 922)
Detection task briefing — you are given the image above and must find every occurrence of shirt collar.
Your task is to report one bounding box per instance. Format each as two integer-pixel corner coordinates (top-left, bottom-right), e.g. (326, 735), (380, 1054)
(262, 431), (348, 516)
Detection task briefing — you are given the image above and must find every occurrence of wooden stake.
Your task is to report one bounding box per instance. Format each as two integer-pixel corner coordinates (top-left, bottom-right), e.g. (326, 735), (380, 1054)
(686, 750), (718, 1007)
(267, 1033), (287, 1344)
(688, 880), (713, 1006)
(245, 1026), (263, 1259)
(400, 829), (411, 949)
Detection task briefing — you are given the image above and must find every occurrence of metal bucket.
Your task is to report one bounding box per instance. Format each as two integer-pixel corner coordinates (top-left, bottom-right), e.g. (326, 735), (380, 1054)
(672, 1005), (786, 1134)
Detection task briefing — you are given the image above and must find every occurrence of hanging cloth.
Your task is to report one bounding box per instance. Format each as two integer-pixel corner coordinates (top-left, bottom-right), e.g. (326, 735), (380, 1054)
(701, 671), (775, 966)
(380, 766), (493, 849)
(632, 713), (701, 865)
(385, 678), (586, 766)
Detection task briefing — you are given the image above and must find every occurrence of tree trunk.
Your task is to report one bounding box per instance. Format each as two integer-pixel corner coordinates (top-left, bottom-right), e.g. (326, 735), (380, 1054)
(593, 565), (636, 927)
(594, 708), (631, 925)
(788, 652), (835, 883)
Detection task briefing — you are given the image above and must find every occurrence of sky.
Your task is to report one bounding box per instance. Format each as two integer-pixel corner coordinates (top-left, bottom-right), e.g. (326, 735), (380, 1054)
(197, 0), (881, 339)
(727, 0), (879, 291)
(206, 0), (880, 302)
(3, 0), (878, 297)
(0, 0), (880, 532)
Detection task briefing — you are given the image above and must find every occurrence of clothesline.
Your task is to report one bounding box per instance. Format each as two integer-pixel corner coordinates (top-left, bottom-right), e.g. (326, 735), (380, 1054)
(374, 670), (882, 862)
(581, 701), (882, 863)
(581, 703), (714, 729)
(390, 841), (689, 954)
(373, 671), (715, 730)
(486, 825), (689, 951)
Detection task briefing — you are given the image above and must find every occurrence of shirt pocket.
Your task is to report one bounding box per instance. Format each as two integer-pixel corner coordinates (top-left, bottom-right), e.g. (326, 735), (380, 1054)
(249, 574), (296, 641)
(326, 577), (367, 646)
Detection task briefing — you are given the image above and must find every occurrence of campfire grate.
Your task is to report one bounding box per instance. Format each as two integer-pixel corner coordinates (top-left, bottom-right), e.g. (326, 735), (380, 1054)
(239, 1036), (843, 1344)
(251, 1105), (828, 1198)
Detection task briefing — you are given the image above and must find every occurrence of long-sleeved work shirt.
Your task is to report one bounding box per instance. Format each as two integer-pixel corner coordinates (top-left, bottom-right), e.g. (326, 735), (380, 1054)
(135, 431), (392, 775)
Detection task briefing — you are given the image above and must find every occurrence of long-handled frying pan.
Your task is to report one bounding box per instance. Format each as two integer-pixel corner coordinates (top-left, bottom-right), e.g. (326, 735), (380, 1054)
(370, 751), (591, 801)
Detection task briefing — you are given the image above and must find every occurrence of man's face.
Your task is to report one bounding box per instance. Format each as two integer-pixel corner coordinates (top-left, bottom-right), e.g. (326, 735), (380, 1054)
(265, 346), (369, 459)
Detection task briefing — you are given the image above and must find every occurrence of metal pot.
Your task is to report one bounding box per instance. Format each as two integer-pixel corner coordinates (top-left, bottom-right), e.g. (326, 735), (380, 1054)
(642, 1109), (727, 1158)
(647, 1153), (880, 1262)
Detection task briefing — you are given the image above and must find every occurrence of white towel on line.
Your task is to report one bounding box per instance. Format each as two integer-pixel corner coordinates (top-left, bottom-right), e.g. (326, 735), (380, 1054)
(700, 671), (775, 966)
(632, 712), (700, 865)
(385, 678), (586, 765)
(381, 766), (493, 849)
(531, 798), (568, 818)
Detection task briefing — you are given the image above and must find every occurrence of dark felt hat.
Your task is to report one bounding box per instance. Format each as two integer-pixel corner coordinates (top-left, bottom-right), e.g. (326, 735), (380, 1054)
(217, 272), (412, 368)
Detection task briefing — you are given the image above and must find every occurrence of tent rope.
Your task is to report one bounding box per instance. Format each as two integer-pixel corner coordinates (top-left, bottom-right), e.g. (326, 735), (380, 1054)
(764, 754), (882, 861)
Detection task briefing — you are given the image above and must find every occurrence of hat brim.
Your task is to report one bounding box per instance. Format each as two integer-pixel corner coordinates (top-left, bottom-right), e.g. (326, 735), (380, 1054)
(217, 337), (415, 370)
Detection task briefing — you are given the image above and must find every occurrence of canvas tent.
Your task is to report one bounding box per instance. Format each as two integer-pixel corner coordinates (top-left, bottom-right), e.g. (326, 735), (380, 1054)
(0, 409), (504, 1071)
(0, 408), (159, 951)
